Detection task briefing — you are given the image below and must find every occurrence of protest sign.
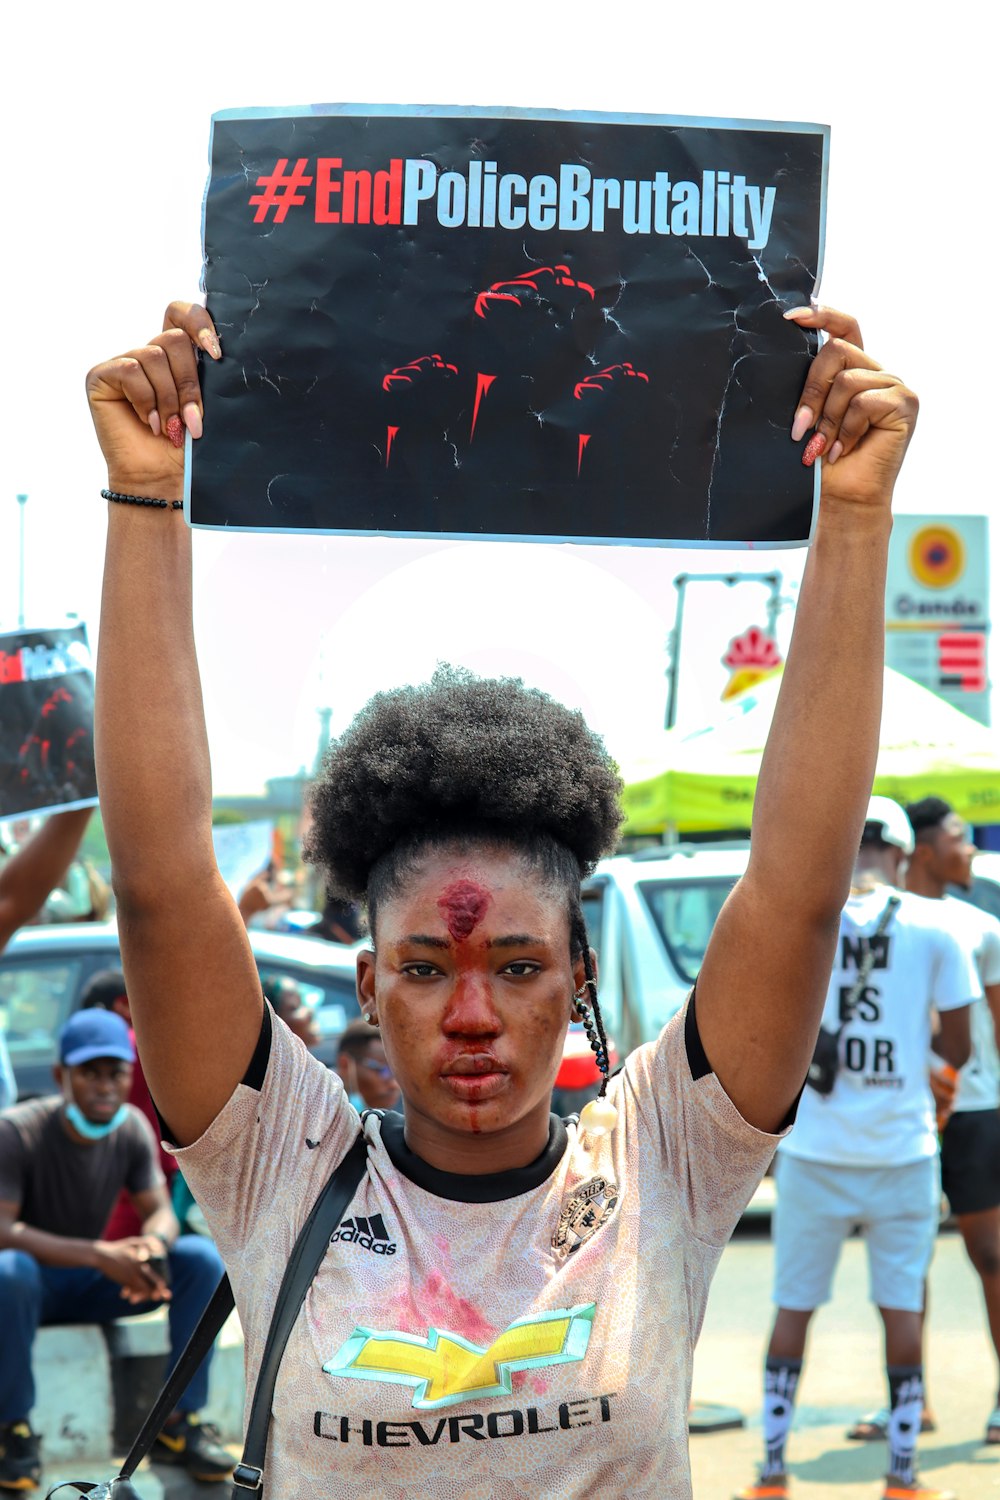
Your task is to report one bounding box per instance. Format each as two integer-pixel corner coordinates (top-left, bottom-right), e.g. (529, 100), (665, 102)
(211, 818), (275, 899)
(191, 105), (828, 547)
(0, 625), (97, 818)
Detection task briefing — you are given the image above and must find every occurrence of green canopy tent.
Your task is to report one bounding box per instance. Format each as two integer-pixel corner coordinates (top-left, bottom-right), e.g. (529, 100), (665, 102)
(622, 667), (1000, 836)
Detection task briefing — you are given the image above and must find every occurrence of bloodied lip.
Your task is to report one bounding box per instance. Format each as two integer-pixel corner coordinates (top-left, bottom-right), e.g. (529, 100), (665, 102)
(440, 1053), (510, 1101)
(440, 1072), (510, 1102)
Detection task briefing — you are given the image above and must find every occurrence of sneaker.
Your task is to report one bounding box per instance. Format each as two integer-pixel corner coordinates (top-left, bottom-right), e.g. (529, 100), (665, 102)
(0, 1421), (41, 1492)
(733, 1479), (788, 1499)
(152, 1415), (234, 1482)
(882, 1481), (955, 1500)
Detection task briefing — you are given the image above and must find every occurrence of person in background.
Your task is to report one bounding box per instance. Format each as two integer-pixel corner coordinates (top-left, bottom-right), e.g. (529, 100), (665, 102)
(0, 1010), (230, 1489)
(79, 969), (179, 1241)
(0, 809), (93, 1110)
(737, 797), (974, 1500)
(305, 895), (364, 945)
(906, 797), (1000, 1445)
(261, 976), (321, 1050)
(335, 1018), (400, 1112)
(236, 860), (295, 930)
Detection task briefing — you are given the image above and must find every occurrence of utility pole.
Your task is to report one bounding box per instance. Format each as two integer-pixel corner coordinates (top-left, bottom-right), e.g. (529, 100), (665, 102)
(315, 706), (332, 773)
(664, 571), (783, 729)
(16, 494), (28, 628)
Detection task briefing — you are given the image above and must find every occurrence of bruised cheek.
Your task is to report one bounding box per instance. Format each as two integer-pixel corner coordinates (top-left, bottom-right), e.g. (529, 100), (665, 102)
(437, 880), (491, 942)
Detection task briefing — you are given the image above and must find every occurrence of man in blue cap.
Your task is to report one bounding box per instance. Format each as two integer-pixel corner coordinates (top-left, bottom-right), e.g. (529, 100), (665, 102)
(0, 1010), (231, 1490)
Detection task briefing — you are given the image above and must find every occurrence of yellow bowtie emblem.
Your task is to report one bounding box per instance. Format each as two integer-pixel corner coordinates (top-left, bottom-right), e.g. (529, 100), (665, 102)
(324, 1303), (595, 1411)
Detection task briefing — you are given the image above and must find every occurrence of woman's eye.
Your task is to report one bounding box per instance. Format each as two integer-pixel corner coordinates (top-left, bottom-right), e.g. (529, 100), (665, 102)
(503, 961), (541, 977)
(403, 963), (439, 978)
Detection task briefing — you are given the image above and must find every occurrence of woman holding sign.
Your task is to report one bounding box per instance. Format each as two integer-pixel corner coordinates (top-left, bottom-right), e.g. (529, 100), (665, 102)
(81, 303), (923, 1499)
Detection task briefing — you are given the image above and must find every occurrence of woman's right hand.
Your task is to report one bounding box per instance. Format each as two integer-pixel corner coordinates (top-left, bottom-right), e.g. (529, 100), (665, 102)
(85, 302), (222, 499)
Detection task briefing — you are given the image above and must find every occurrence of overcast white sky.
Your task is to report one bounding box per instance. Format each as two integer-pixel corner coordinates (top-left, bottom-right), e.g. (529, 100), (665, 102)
(1, 5), (991, 792)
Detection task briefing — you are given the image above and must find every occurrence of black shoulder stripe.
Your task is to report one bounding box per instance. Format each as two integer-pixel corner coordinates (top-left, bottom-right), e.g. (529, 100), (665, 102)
(684, 984), (802, 1130)
(152, 1002), (272, 1142)
(685, 986), (712, 1081)
(242, 1002), (273, 1091)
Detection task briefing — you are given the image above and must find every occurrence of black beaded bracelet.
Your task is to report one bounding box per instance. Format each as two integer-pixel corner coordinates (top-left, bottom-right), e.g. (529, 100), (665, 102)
(102, 488), (184, 511)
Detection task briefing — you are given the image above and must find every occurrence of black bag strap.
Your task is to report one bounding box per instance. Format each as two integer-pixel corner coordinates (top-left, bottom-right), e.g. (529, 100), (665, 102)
(231, 1134), (368, 1491)
(833, 892), (901, 1040)
(117, 1132), (368, 1490)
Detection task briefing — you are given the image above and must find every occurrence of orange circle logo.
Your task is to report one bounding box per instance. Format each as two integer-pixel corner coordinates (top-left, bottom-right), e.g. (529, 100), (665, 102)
(908, 525), (965, 589)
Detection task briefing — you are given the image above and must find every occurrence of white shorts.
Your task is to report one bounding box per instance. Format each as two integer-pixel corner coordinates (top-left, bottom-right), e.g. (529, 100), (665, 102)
(772, 1153), (941, 1313)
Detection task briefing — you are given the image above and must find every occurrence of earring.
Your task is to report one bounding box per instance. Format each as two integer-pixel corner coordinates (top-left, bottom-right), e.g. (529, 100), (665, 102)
(363, 1012), (378, 1026)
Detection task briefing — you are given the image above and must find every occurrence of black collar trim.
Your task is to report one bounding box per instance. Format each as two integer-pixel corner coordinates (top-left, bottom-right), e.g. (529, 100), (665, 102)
(377, 1111), (569, 1202)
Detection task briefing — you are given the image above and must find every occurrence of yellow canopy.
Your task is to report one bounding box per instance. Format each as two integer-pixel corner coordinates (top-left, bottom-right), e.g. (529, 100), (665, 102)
(622, 667), (1000, 834)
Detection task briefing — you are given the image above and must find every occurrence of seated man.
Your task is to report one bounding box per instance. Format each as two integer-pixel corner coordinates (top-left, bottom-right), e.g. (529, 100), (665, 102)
(0, 1010), (232, 1490)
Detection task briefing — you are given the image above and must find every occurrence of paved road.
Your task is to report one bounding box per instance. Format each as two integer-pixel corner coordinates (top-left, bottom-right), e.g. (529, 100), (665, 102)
(690, 1223), (1000, 1498)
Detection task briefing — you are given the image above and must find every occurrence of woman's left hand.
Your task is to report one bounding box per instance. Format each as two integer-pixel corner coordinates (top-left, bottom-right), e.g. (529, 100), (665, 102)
(785, 305), (918, 511)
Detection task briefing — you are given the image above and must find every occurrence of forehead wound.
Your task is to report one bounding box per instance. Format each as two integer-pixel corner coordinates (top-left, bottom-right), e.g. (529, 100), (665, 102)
(437, 879), (492, 941)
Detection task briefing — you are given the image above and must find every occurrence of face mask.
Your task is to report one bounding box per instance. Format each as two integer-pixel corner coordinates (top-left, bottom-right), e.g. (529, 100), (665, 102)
(65, 1102), (129, 1141)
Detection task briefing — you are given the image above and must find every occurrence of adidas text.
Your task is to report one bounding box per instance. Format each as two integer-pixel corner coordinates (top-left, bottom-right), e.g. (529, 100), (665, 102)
(331, 1214), (397, 1256)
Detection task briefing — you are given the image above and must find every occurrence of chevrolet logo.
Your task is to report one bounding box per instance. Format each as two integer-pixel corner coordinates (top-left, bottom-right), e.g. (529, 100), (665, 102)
(323, 1303), (595, 1411)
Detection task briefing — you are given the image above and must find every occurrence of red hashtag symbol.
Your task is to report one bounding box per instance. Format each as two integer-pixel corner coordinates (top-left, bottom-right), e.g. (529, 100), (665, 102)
(249, 159), (313, 223)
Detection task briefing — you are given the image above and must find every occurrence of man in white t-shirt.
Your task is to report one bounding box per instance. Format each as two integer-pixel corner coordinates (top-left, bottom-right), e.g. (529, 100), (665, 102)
(905, 796), (1000, 1444)
(736, 797), (975, 1500)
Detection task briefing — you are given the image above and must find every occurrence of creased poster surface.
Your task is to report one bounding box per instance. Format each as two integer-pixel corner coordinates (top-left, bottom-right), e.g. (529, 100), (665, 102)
(0, 626), (97, 818)
(190, 105), (828, 547)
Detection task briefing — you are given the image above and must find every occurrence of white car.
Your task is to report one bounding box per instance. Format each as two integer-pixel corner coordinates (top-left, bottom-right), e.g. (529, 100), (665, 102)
(581, 843), (751, 1056)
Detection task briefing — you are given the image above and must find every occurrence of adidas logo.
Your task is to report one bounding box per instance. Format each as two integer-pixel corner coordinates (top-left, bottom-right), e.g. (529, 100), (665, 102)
(331, 1213), (397, 1256)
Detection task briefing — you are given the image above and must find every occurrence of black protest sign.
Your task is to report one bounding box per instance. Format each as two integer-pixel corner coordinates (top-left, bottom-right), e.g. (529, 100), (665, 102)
(0, 626), (97, 818)
(190, 106), (828, 547)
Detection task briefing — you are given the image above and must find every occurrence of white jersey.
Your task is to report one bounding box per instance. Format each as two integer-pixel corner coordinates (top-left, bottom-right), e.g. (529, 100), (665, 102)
(940, 895), (1000, 1112)
(173, 1000), (781, 1499)
(781, 887), (977, 1169)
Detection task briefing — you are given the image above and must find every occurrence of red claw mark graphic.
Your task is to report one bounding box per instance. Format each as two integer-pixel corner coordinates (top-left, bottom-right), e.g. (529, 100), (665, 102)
(573, 362), (650, 475)
(574, 362), (649, 400)
(470, 373), (497, 442)
(382, 353), (458, 393)
(382, 354), (459, 469)
(474, 265), (595, 319)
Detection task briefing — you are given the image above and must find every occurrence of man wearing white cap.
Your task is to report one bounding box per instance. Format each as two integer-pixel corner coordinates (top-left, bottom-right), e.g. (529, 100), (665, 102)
(737, 797), (976, 1500)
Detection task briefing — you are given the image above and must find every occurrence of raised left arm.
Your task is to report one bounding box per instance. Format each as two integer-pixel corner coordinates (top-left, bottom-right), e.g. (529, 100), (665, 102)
(696, 307), (918, 1132)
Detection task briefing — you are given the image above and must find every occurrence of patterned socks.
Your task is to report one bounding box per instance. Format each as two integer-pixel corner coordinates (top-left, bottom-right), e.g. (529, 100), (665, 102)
(886, 1364), (924, 1484)
(760, 1356), (802, 1478)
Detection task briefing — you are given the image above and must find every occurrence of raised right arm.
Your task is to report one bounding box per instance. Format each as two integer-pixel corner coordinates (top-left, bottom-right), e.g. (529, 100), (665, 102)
(0, 807), (92, 952)
(88, 304), (263, 1145)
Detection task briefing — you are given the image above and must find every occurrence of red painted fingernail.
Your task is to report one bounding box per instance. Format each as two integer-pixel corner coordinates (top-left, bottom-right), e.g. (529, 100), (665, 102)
(165, 415), (185, 449)
(802, 432), (827, 467)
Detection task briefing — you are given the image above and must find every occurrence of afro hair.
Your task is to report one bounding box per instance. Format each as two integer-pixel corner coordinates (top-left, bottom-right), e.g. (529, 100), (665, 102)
(304, 665), (623, 901)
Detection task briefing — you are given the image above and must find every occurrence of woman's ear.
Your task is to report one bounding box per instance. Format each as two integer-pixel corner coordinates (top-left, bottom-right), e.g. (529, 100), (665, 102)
(357, 948), (376, 1016)
(570, 948), (599, 1006)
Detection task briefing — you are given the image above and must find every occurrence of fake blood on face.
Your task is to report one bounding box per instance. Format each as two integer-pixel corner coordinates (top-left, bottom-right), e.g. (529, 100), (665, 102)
(437, 879), (491, 942)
